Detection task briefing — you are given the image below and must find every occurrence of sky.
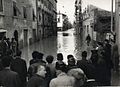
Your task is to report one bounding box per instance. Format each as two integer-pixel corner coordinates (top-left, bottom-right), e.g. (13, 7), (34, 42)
(57, 0), (115, 23)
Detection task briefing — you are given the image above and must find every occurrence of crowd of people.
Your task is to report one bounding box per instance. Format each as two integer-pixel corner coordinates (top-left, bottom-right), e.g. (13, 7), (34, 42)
(0, 38), (119, 87)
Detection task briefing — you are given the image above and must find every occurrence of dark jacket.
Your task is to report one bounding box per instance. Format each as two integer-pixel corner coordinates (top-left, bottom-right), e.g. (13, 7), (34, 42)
(10, 57), (27, 87)
(27, 74), (46, 87)
(0, 68), (21, 87)
(77, 60), (96, 79)
(28, 60), (46, 79)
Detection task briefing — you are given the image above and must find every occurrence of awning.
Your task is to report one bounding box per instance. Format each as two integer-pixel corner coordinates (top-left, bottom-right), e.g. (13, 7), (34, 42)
(0, 29), (7, 33)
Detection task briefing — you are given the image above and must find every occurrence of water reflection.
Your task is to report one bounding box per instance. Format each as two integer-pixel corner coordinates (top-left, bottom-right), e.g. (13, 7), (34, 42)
(21, 28), (83, 65)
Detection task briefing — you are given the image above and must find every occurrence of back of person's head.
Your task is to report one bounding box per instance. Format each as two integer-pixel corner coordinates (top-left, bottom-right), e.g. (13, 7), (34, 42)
(67, 54), (74, 60)
(104, 39), (109, 43)
(67, 55), (75, 66)
(97, 41), (103, 47)
(34, 65), (46, 77)
(46, 55), (54, 63)
(37, 52), (44, 60)
(2, 56), (12, 67)
(56, 62), (67, 72)
(6, 49), (13, 56)
(32, 51), (39, 59)
(57, 53), (63, 61)
(16, 50), (22, 56)
(82, 51), (87, 58)
(91, 50), (98, 64)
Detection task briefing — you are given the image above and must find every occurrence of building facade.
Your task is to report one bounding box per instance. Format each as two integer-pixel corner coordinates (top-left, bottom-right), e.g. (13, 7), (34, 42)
(0, 0), (33, 47)
(57, 12), (67, 31)
(0, 0), (57, 48)
(82, 5), (112, 44)
(37, 0), (57, 39)
(74, 0), (82, 35)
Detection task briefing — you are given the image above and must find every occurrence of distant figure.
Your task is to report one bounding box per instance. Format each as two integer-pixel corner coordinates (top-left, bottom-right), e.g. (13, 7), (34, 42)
(6, 38), (11, 49)
(10, 50), (27, 87)
(86, 34), (91, 46)
(11, 38), (17, 56)
(0, 56), (21, 87)
(0, 36), (8, 56)
(27, 65), (47, 87)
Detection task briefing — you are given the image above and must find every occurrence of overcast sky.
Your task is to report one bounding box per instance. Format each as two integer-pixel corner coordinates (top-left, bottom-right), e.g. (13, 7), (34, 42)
(57, 0), (115, 23)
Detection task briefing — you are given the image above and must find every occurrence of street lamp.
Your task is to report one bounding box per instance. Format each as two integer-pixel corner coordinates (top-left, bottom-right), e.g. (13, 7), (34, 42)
(111, 0), (113, 33)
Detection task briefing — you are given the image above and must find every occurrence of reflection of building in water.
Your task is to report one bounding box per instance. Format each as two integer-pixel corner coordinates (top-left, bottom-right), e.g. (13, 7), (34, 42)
(57, 30), (76, 63)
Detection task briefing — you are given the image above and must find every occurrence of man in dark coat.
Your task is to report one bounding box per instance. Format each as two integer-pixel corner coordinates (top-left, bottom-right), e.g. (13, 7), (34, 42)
(10, 50), (27, 87)
(77, 51), (96, 79)
(29, 51), (39, 65)
(27, 65), (47, 87)
(28, 52), (46, 79)
(0, 56), (21, 87)
(103, 39), (113, 85)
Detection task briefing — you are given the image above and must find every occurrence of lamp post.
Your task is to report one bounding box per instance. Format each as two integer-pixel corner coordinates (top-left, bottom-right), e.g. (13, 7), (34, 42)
(111, 0), (113, 33)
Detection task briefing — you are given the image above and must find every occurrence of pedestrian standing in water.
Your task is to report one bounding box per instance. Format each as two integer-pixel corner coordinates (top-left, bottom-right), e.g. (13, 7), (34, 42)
(86, 34), (91, 46)
(11, 38), (17, 56)
(27, 65), (47, 87)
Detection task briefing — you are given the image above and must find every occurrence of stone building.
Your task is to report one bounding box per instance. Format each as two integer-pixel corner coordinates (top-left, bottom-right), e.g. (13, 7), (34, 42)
(37, 0), (57, 39)
(0, 0), (57, 48)
(74, 0), (82, 35)
(0, 0), (33, 48)
(82, 5), (112, 44)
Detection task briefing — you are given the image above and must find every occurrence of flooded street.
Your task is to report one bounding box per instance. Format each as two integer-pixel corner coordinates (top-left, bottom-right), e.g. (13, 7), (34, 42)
(20, 28), (120, 86)
(21, 28), (87, 65)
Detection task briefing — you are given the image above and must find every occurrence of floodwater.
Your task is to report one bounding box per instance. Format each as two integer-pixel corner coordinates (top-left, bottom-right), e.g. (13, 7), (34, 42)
(21, 28), (120, 85)
(21, 28), (90, 65)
